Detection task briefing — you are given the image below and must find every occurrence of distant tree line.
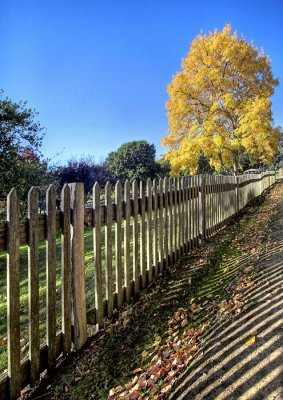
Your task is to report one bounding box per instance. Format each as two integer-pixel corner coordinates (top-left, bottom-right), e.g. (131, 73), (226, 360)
(54, 141), (171, 199)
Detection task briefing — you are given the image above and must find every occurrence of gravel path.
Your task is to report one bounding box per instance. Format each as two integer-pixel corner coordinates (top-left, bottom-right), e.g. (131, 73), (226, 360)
(170, 195), (283, 400)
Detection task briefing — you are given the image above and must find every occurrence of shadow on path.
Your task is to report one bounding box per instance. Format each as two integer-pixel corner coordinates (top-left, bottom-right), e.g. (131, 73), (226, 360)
(170, 202), (283, 400)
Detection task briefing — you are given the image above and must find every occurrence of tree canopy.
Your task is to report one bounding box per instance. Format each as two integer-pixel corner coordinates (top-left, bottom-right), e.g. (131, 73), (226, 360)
(0, 90), (48, 199)
(105, 140), (159, 183)
(162, 25), (281, 174)
(56, 156), (110, 197)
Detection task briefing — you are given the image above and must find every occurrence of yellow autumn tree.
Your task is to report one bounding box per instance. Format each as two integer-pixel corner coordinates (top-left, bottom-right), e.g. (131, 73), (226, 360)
(162, 25), (281, 174)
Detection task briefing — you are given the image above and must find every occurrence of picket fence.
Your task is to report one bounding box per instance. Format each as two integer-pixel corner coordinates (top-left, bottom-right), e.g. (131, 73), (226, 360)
(0, 171), (275, 399)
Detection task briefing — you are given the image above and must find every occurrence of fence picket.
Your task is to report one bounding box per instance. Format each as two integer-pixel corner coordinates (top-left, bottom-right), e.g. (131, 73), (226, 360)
(140, 181), (146, 288)
(173, 178), (178, 257)
(70, 182), (87, 349)
(61, 185), (72, 352)
(168, 178), (173, 263)
(213, 176), (216, 231)
(105, 182), (114, 315)
(152, 180), (158, 276)
(163, 177), (169, 268)
(28, 187), (40, 381)
(159, 179), (164, 273)
(192, 176), (199, 247)
(146, 179), (153, 282)
(188, 176), (193, 250)
(177, 178), (182, 254)
(217, 176), (221, 229)
(93, 183), (103, 327)
(200, 176), (206, 241)
(183, 177), (188, 252)
(124, 180), (131, 300)
(46, 184), (57, 367)
(7, 189), (21, 400)
(208, 176), (211, 236)
(115, 181), (123, 307)
(180, 178), (184, 251)
(132, 180), (139, 293)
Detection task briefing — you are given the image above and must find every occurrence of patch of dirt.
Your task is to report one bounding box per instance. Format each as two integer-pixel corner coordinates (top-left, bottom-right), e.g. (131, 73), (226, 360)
(21, 183), (283, 400)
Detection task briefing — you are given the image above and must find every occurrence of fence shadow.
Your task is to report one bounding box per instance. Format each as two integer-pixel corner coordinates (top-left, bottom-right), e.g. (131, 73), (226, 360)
(170, 215), (283, 399)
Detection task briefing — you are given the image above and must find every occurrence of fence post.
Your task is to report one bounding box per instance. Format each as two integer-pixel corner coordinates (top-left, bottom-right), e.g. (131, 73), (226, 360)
(200, 175), (206, 241)
(46, 185), (57, 368)
(261, 172), (264, 194)
(115, 181), (123, 306)
(28, 187), (40, 381)
(124, 180), (131, 301)
(235, 175), (239, 214)
(7, 189), (21, 400)
(70, 182), (87, 350)
(93, 183), (103, 328)
(61, 185), (72, 352)
(132, 180), (140, 291)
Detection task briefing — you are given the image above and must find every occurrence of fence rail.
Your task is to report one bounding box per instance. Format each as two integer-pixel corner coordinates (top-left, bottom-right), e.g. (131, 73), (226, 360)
(0, 171), (275, 399)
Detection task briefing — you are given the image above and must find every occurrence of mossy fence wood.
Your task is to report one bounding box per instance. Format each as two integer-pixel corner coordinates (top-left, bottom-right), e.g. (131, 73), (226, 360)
(0, 172), (275, 399)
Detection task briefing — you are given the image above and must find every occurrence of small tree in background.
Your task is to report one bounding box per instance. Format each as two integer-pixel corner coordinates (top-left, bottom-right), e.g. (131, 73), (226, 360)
(105, 140), (159, 183)
(56, 156), (110, 198)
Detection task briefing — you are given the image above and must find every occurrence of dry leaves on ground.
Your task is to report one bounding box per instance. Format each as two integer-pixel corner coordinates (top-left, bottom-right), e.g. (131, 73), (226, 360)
(108, 309), (205, 400)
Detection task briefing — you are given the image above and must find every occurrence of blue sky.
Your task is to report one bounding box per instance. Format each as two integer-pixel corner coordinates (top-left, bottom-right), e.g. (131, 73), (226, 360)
(1, 0), (282, 165)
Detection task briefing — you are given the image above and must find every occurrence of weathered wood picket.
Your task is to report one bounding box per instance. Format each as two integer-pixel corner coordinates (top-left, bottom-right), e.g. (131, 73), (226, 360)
(0, 172), (275, 399)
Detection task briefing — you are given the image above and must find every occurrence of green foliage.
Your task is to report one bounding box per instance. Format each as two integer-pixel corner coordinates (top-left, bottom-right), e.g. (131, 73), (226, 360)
(271, 133), (283, 170)
(56, 156), (110, 197)
(197, 153), (215, 175)
(0, 90), (48, 201)
(105, 140), (159, 183)
(156, 155), (171, 178)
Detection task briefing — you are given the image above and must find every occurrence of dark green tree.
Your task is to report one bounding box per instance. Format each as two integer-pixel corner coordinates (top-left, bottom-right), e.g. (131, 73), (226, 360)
(156, 155), (171, 178)
(0, 90), (47, 200)
(56, 156), (110, 197)
(197, 153), (215, 174)
(105, 140), (158, 183)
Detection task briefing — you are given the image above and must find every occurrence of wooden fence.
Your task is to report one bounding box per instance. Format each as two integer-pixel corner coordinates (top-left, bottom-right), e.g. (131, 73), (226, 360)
(0, 171), (275, 399)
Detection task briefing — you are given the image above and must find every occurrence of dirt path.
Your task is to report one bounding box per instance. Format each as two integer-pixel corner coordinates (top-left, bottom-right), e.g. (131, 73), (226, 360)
(170, 191), (283, 399)
(23, 183), (283, 400)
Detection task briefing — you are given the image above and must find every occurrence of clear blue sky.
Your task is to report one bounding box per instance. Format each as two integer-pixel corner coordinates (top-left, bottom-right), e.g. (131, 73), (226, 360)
(1, 0), (282, 165)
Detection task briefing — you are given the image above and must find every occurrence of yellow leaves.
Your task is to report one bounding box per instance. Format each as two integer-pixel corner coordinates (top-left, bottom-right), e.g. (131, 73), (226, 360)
(245, 335), (256, 345)
(213, 135), (223, 148)
(162, 24), (280, 174)
(141, 350), (149, 358)
(210, 102), (219, 113)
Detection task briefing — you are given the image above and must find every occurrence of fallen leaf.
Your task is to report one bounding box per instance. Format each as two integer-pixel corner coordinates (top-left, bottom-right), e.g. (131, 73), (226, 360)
(132, 368), (143, 375)
(181, 319), (188, 327)
(161, 383), (172, 394)
(109, 386), (123, 396)
(246, 335), (256, 345)
(129, 390), (140, 399)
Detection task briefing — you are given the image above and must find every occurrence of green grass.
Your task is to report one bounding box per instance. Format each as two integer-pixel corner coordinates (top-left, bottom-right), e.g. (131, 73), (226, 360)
(0, 209), (199, 376)
(0, 227), (99, 375)
(0, 218), (141, 375)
